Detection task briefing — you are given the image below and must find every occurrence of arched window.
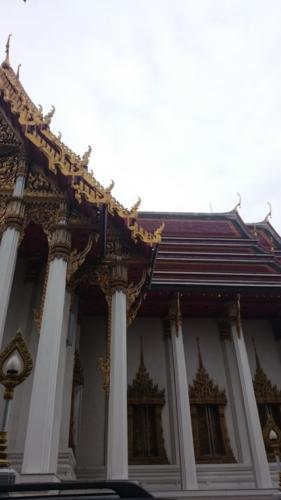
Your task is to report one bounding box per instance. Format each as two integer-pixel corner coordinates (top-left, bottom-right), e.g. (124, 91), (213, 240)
(189, 339), (236, 464)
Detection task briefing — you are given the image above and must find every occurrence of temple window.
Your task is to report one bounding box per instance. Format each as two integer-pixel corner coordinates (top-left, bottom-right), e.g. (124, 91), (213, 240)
(127, 338), (168, 465)
(189, 338), (236, 463)
(252, 339), (281, 460)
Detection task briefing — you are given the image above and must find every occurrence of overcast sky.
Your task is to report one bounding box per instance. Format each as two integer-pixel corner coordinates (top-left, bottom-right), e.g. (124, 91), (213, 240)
(2, 1), (281, 231)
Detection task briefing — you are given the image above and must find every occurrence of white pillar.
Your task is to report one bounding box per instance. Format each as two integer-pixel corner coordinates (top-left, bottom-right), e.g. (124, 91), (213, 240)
(228, 301), (272, 489)
(219, 320), (251, 464)
(106, 263), (128, 480)
(0, 175), (25, 348)
(22, 226), (71, 475)
(169, 301), (198, 490)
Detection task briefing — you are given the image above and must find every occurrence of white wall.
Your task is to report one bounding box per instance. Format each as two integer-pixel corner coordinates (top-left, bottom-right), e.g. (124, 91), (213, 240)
(244, 319), (281, 385)
(77, 316), (107, 468)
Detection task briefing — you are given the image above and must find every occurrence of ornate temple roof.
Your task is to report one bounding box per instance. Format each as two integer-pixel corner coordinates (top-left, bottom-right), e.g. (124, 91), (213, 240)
(0, 37), (163, 248)
(139, 208), (281, 289)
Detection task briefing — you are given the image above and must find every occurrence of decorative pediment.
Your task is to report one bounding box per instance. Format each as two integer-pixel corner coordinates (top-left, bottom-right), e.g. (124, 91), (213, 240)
(252, 341), (281, 404)
(0, 111), (24, 189)
(189, 338), (226, 405)
(0, 110), (22, 152)
(128, 338), (165, 404)
(26, 170), (62, 197)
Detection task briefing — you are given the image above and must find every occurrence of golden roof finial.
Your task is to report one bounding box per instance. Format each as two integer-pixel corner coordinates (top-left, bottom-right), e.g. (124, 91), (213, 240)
(16, 63), (21, 79)
(3, 34), (12, 67)
(264, 202), (272, 222)
(129, 197), (141, 218)
(232, 192), (241, 212)
(105, 179), (114, 193)
(82, 145), (92, 162)
(44, 105), (55, 125)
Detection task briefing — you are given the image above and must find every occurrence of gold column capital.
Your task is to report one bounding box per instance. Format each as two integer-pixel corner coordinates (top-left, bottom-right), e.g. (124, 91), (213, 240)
(110, 258), (128, 294)
(49, 224), (71, 262)
(4, 196), (25, 232)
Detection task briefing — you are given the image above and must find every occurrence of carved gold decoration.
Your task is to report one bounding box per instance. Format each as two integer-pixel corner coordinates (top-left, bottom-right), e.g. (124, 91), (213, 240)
(0, 431), (9, 468)
(252, 340), (281, 405)
(263, 414), (281, 461)
(127, 270), (147, 327)
(26, 170), (61, 196)
(67, 234), (94, 283)
(105, 179), (114, 194)
(3, 35), (11, 68)
(0, 59), (163, 245)
(252, 341), (281, 460)
(43, 105), (55, 126)
(99, 295), (112, 395)
(24, 199), (62, 238)
(110, 259), (128, 293)
(128, 337), (168, 464)
(129, 197), (141, 219)
(49, 225), (71, 262)
(4, 196), (25, 232)
(0, 330), (33, 400)
(128, 221), (164, 246)
(189, 338), (236, 464)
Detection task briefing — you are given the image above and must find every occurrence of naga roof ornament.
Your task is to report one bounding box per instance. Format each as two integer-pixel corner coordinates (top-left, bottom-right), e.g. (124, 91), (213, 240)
(232, 192), (241, 213)
(264, 202), (272, 222)
(0, 38), (164, 246)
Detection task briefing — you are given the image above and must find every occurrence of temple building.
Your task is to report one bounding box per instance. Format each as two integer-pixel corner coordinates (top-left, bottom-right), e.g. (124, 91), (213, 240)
(1, 41), (281, 497)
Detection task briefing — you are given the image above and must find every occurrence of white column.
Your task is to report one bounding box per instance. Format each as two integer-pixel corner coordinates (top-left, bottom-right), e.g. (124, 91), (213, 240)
(59, 299), (78, 451)
(228, 301), (272, 489)
(22, 226), (71, 475)
(169, 301), (198, 490)
(106, 264), (128, 480)
(0, 175), (25, 348)
(219, 320), (251, 464)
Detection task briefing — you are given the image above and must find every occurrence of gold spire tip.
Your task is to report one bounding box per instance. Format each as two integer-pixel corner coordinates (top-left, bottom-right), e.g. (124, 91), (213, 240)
(3, 34), (12, 67)
(16, 63), (21, 79)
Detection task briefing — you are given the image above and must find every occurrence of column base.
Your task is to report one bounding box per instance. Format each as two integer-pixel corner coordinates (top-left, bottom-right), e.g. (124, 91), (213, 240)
(0, 468), (17, 485)
(17, 473), (60, 483)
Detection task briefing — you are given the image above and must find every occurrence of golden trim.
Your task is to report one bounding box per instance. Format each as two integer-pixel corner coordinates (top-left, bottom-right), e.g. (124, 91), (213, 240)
(0, 329), (33, 400)
(0, 60), (163, 246)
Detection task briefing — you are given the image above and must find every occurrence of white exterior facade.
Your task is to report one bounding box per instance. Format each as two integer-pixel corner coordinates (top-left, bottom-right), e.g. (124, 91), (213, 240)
(1, 258), (280, 495)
